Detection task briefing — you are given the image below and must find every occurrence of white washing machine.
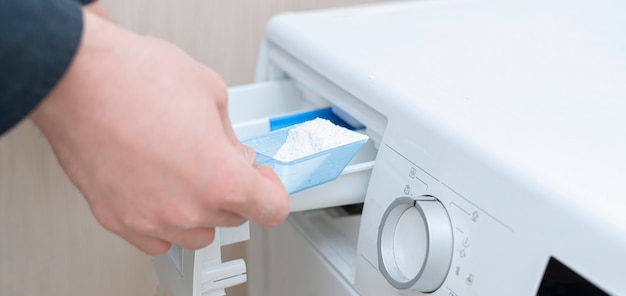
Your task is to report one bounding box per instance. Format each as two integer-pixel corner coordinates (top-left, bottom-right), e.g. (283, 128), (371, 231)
(155, 1), (626, 295)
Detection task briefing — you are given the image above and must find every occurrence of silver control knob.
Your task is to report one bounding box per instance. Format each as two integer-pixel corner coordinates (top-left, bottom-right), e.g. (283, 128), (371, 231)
(377, 196), (453, 292)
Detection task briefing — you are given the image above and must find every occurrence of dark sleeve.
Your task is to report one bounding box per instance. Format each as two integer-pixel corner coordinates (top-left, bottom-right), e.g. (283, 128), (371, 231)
(0, 0), (83, 135)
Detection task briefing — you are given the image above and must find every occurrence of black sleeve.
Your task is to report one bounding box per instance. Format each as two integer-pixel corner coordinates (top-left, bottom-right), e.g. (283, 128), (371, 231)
(0, 0), (83, 135)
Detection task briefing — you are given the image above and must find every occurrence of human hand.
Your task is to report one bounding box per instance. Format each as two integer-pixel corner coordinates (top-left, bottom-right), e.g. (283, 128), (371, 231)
(30, 10), (289, 255)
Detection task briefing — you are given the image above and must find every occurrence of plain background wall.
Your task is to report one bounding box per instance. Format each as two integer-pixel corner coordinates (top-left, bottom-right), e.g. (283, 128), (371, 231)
(0, 0), (385, 295)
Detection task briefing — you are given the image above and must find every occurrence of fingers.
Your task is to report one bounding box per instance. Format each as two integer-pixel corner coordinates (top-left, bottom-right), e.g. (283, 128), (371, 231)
(205, 117), (289, 226)
(149, 145), (279, 251)
(203, 68), (240, 146)
(123, 234), (172, 256)
(216, 157), (290, 227)
(221, 111), (240, 146)
(112, 204), (247, 254)
(248, 165), (290, 226)
(161, 228), (216, 251)
(239, 144), (256, 165)
(204, 79), (288, 226)
(215, 95), (239, 146)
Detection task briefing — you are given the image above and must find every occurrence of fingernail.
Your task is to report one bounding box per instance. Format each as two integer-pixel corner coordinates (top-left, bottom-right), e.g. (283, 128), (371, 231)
(243, 145), (255, 163)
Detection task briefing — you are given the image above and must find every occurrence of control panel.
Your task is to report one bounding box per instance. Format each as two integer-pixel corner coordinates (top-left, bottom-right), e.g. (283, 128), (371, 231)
(356, 143), (521, 296)
(378, 195), (453, 292)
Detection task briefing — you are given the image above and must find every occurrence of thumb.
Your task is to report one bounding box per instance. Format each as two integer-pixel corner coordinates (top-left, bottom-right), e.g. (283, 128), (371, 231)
(247, 165), (289, 226)
(224, 160), (289, 227)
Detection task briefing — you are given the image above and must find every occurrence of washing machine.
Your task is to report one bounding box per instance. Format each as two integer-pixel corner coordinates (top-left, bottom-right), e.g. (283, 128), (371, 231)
(156, 1), (626, 295)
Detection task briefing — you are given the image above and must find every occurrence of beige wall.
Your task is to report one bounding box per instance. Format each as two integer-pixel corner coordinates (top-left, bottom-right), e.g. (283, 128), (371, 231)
(0, 1), (385, 295)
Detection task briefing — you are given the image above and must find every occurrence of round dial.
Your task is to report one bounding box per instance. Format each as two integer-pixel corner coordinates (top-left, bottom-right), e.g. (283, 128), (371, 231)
(377, 196), (453, 292)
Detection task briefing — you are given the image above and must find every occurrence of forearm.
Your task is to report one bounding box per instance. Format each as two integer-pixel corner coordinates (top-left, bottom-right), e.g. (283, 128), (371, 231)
(0, 0), (83, 134)
(30, 11), (142, 136)
(0, 0), (109, 135)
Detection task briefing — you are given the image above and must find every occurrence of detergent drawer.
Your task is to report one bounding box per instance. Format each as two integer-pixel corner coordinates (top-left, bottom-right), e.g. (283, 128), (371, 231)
(228, 79), (377, 212)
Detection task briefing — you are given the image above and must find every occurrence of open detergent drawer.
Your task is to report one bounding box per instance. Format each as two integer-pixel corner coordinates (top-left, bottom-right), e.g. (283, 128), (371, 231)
(155, 79), (385, 296)
(228, 79), (379, 212)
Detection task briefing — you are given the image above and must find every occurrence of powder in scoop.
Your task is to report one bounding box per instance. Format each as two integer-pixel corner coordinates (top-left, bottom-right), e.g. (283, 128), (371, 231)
(273, 118), (369, 162)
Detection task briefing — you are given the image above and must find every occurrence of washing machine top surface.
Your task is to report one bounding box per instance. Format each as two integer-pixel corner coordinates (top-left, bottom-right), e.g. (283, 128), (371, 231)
(265, 0), (626, 228)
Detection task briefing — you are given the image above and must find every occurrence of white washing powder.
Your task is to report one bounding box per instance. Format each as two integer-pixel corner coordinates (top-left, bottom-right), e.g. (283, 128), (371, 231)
(273, 118), (369, 162)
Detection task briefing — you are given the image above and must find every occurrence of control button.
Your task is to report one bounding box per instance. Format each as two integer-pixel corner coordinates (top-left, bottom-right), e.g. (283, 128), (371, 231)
(409, 167), (417, 178)
(471, 211), (480, 222)
(466, 273), (474, 286)
(378, 196), (454, 292)
(462, 236), (470, 248)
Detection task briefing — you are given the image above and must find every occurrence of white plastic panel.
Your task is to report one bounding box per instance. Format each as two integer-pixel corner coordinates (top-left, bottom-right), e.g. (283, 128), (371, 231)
(263, 214), (361, 296)
(228, 80), (320, 123)
(288, 140), (376, 212)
